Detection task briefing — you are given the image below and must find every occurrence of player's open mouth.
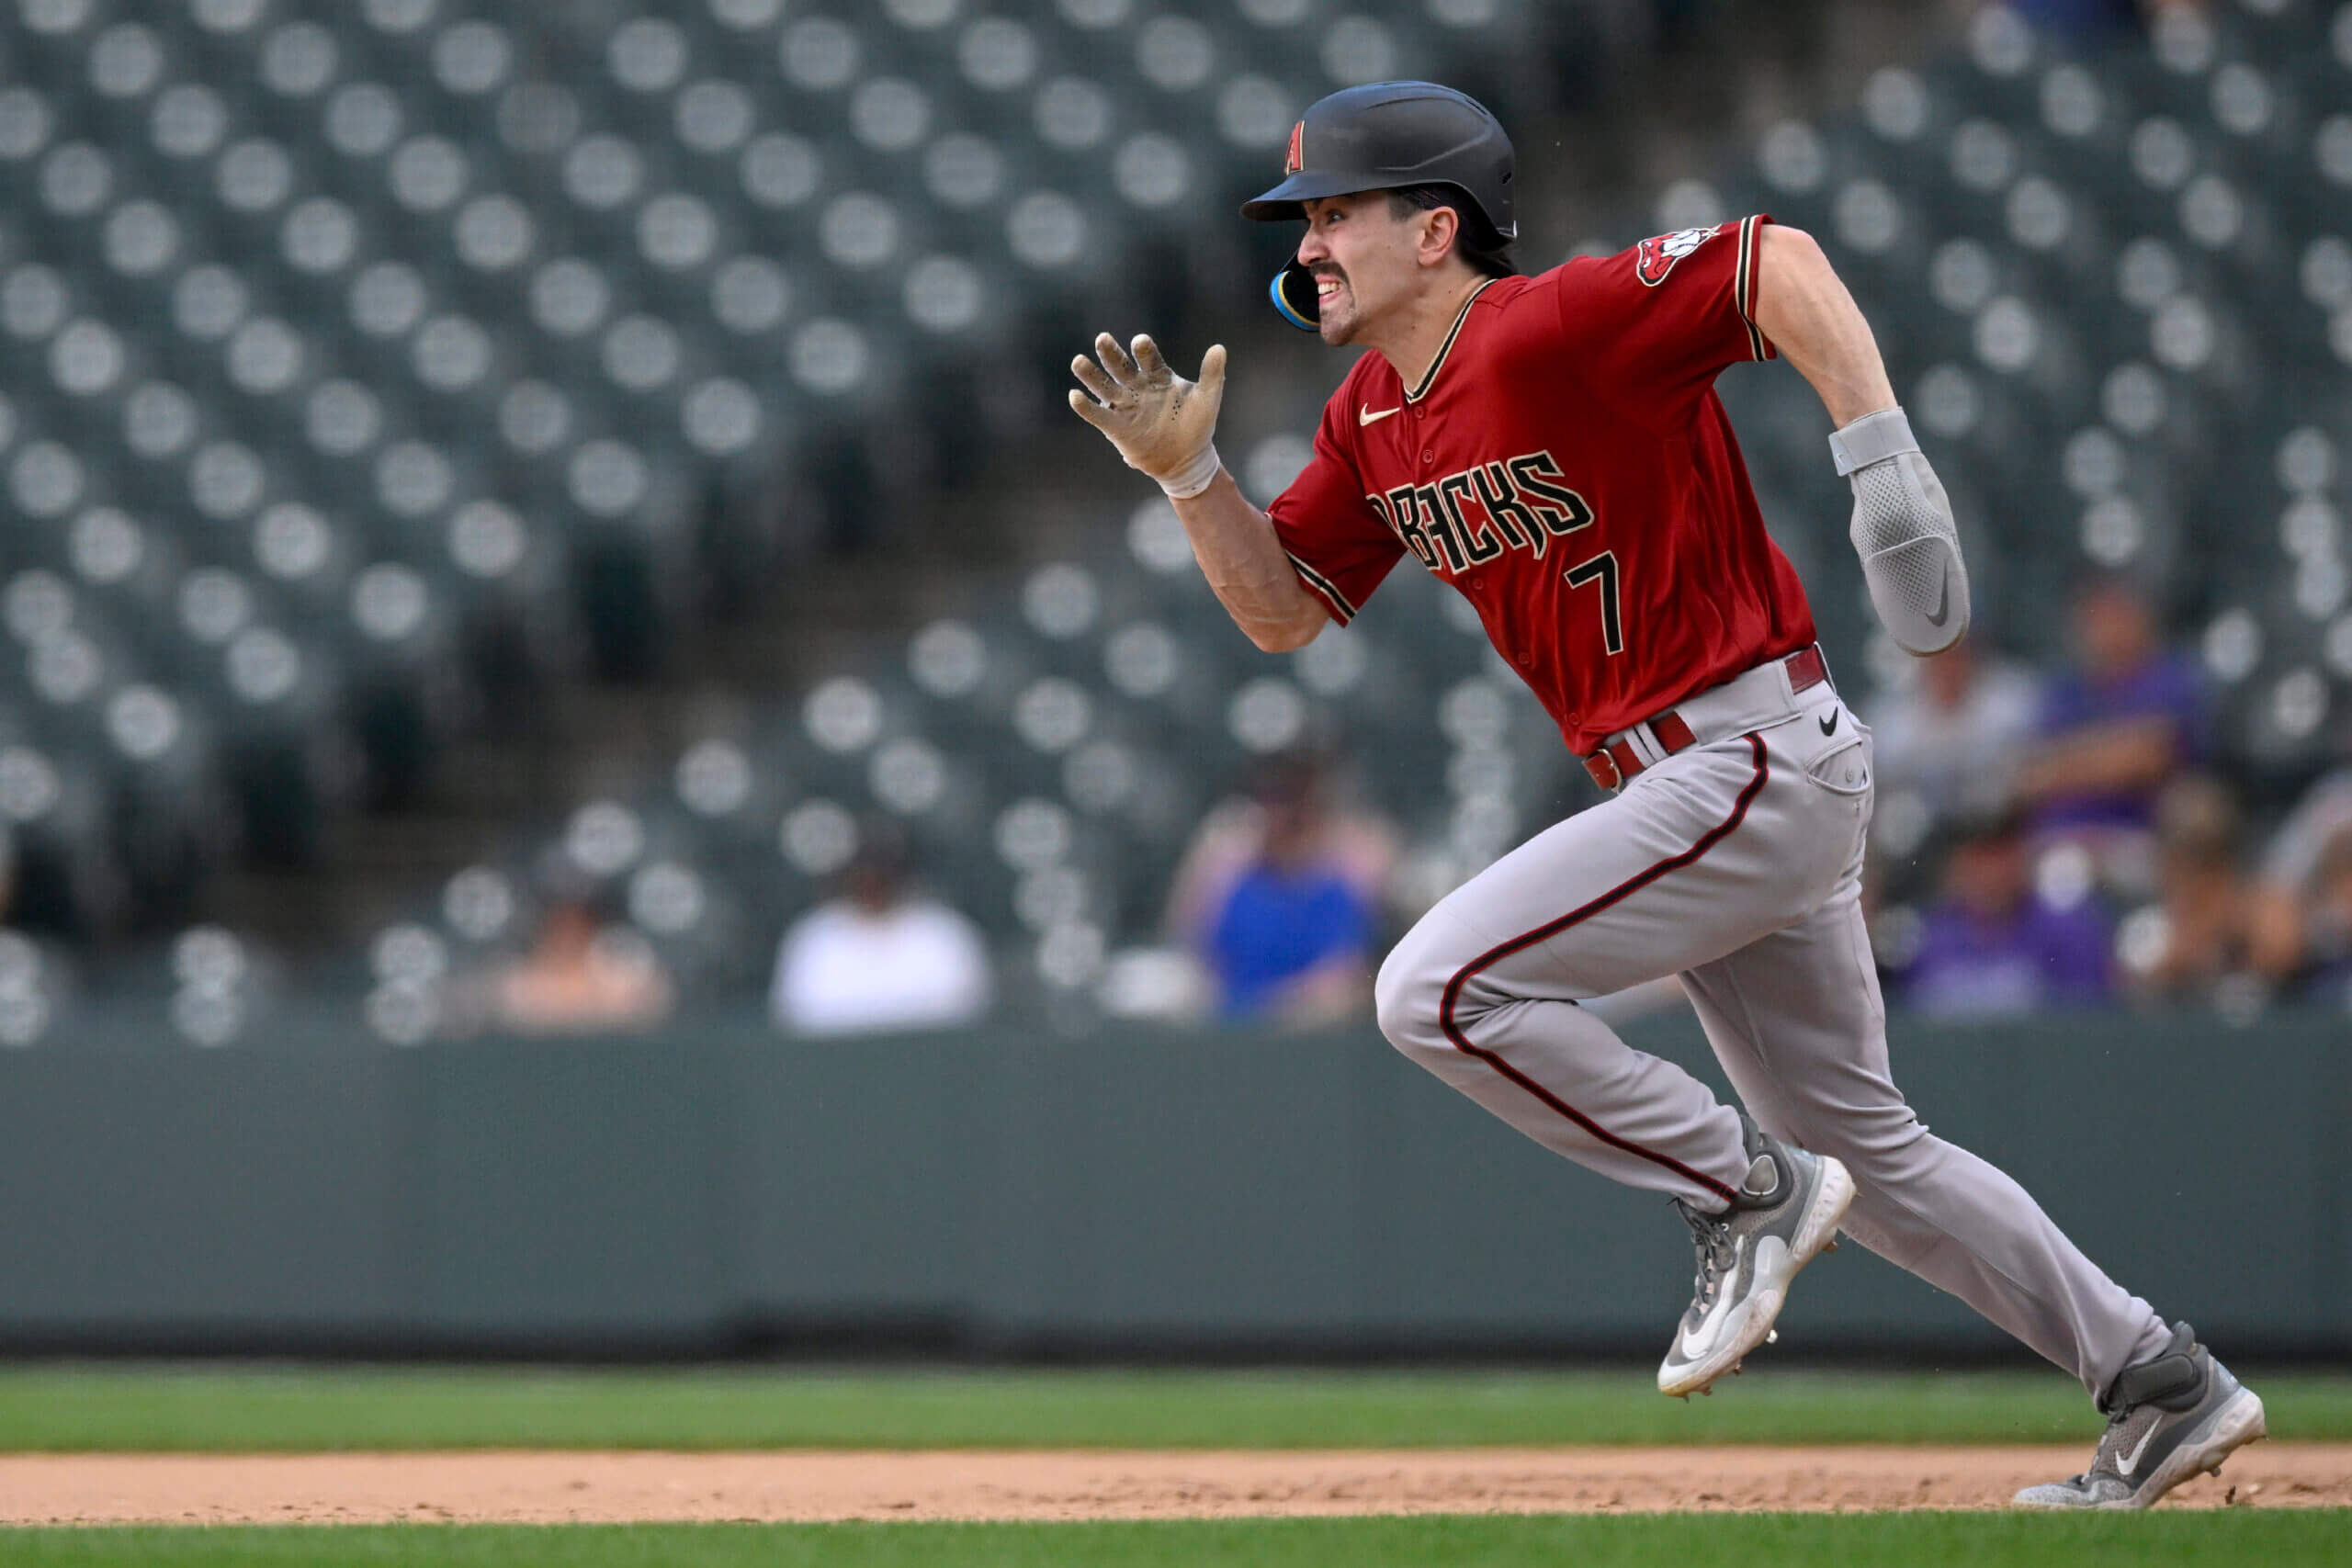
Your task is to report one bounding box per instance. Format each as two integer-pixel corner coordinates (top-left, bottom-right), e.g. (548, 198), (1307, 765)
(1317, 276), (1343, 301)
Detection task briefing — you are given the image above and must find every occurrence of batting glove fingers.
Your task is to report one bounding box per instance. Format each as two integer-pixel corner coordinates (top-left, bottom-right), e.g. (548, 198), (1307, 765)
(1069, 333), (1227, 500)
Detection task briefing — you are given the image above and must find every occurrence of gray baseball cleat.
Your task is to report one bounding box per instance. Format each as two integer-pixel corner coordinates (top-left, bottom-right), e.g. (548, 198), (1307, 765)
(2013, 1323), (2267, 1510)
(1657, 1120), (1854, 1398)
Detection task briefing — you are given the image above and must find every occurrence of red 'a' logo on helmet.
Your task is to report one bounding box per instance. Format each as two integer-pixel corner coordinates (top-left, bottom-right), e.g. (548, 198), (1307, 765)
(1283, 120), (1304, 175)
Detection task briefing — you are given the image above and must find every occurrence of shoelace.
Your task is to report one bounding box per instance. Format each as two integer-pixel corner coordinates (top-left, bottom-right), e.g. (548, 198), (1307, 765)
(2064, 1406), (2138, 1486)
(1678, 1201), (1736, 1312)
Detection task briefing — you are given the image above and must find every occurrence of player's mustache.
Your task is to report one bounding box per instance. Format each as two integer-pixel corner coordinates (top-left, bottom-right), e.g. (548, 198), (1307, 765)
(1311, 265), (1346, 286)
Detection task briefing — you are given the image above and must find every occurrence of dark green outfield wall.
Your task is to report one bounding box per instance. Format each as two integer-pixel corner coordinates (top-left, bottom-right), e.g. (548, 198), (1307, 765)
(0, 1009), (2345, 1356)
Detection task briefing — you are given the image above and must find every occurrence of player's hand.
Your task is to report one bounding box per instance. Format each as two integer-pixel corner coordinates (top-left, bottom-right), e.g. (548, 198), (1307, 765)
(1069, 333), (1227, 499)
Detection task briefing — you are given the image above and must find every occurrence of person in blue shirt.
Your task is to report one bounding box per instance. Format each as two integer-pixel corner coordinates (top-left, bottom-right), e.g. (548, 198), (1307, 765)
(1179, 752), (1385, 1026)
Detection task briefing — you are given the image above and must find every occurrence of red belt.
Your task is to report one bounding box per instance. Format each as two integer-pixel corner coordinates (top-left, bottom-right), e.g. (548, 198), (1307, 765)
(1583, 645), (1828, 792)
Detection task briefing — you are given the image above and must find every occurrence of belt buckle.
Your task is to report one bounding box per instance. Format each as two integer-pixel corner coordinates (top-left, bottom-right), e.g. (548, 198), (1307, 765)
(1585, 749), (1623, 792)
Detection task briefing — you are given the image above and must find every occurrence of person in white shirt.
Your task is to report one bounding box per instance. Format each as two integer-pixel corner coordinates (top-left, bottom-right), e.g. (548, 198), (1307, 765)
(769, 829), (992, 1036)
(1865, 637), (2043, 828)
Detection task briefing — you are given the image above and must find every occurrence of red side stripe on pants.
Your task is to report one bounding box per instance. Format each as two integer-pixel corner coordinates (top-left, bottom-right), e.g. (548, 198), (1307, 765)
(1435, 733), (1771, 1206)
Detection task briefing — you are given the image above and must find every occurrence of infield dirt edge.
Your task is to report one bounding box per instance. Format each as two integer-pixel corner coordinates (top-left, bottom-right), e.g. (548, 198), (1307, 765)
(2, 1444), (2346, 1524)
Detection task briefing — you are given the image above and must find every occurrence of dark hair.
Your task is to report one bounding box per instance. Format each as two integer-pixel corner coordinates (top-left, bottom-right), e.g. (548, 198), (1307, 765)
(1385, 184), (1518, 278)
(847, 815), (911, 884)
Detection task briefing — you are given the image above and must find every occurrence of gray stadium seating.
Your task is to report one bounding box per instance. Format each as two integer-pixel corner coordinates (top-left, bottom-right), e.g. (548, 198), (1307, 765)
(2, 2), (2346, 1042)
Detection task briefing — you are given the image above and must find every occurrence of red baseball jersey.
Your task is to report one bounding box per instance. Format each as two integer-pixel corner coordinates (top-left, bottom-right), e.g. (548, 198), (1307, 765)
(1266, 213), (1817, 759)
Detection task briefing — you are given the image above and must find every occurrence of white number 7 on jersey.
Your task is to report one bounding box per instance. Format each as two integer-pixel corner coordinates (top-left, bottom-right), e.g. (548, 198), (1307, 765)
(1565, 550), (1624, 656)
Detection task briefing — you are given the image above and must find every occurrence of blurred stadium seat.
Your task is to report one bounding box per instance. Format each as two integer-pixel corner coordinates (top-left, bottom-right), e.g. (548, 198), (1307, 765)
(0, 0), (1528, 954)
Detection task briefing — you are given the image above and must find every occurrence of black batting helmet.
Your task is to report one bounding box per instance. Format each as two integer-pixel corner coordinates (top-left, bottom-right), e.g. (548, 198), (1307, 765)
(1242, 82), (1516, 330)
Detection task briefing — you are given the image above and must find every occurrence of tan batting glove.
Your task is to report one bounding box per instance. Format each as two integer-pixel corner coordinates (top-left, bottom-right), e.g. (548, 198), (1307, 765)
(1068, 333), (1227, 500)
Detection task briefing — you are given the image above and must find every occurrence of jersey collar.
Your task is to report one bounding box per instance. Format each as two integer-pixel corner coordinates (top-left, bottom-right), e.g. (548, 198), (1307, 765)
(1403, 277), (1497, 404)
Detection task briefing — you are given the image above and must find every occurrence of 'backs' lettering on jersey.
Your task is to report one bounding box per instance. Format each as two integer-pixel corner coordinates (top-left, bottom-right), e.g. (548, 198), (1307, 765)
(1265, 214), (1815, 759)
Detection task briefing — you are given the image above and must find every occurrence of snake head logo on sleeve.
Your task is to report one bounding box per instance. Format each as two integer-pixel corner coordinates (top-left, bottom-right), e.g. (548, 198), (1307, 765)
(1634, 226), (1720, 286)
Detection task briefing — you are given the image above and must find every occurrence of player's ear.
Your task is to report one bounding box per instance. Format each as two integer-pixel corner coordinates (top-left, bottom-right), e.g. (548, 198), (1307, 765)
(1417, 204), (1460, 270)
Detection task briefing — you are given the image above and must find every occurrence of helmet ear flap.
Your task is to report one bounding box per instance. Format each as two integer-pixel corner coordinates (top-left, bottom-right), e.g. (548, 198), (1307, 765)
(1271, 260), (1319, 331)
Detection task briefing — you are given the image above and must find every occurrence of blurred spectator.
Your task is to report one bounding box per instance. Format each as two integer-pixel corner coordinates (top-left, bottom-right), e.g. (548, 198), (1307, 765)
(2009, 0), (2207, 40)
(2286, 831), (2352, 991)
(2262, 765), (2352, 1002)
(770, 827), (991, 1036)
(2292, 828), (2352, 1003)
(1900, 810), (2114, 1018)
(2009, 1), (2138, 39)
(2260, 763), (2352, 903)
(1866, 638), (2041, 832)
(1166, 750), (1395, 1026)
(2011, 577), (2206, 891)
(2116, 777), (2300, 1008)
(488, 894), (674, 1035)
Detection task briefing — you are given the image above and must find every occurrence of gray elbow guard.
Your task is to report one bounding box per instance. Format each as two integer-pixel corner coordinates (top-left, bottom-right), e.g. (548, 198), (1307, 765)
(1831, 407), (1971, 655)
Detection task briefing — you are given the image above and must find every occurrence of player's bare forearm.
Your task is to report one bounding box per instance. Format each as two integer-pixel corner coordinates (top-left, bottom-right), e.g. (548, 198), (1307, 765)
(2010, 717), (2178, 802)
(1171, 469), (1329, 652)
(1763, 224), (1969, 656)
(1751, 226), (1896, 428)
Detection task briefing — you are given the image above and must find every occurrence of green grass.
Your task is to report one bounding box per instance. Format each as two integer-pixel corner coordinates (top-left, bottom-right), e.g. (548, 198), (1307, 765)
(1, 1365), (2349, 1451)
(3, 1516), (2348, 1568)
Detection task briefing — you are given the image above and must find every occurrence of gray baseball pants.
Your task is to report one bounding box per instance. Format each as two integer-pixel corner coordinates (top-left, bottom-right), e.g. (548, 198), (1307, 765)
(1374, 657), (2172, 1399)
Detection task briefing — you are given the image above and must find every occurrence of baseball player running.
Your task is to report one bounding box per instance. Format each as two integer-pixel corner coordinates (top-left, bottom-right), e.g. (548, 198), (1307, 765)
(1069, 82), (2267, 1509)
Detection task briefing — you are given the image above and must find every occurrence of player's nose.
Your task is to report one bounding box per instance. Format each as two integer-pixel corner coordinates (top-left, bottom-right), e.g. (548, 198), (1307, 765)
(1295, 228), (1329, 265)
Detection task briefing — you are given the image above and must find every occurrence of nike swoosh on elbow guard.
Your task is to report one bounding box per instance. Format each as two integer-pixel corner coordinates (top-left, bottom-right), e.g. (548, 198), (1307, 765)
(1925, 576), (1951, 627)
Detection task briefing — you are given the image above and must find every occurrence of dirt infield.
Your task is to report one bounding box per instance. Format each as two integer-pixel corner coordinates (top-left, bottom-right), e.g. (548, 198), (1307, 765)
(1, 1445), (2345, 1523)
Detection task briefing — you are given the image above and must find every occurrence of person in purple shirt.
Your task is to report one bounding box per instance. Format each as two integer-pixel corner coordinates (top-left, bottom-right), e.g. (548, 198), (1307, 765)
(2011, 576), (2206, 886)
(1902, 810), (2114, 1019)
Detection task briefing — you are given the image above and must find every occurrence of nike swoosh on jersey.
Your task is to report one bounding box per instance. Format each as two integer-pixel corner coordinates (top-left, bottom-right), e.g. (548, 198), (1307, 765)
(1924, 573), (1951, 627)
(2114, 1421), (2160, 1479)
(1818, 713), (1838, 737)
(1358, 404), (1401, 426)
